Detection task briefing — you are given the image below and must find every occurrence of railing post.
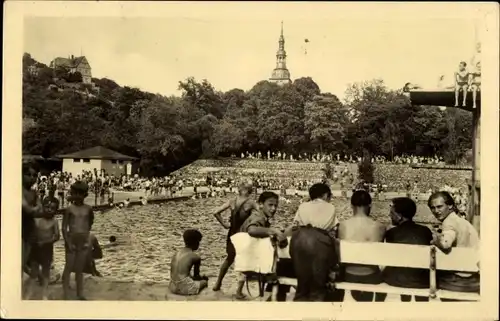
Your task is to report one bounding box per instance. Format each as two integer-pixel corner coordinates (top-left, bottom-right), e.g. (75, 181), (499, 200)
(469, 108), (480, 234)
(429, 245), (438, 301)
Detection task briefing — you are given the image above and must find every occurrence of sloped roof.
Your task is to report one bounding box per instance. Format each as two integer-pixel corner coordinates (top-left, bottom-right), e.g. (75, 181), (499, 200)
(56, 146), (137, 160)
(51, 56), (90, 69)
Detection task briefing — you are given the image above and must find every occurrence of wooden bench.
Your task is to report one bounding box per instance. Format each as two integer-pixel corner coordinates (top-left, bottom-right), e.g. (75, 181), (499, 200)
(274, 239), (480, 302)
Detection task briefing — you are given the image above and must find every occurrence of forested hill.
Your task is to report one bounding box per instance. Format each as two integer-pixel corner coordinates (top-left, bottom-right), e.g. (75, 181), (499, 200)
(22, 53), (472, 177)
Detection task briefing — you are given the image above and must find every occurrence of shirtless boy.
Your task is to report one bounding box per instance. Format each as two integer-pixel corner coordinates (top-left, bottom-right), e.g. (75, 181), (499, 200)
(62, 181), (94, 300)
(26, 197), (60, 300)
(169, 229), (208, 296)
(454, 61), (470, 107)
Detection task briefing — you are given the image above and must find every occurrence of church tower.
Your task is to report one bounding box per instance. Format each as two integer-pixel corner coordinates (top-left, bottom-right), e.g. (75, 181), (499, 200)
(269, 21), (292, 85)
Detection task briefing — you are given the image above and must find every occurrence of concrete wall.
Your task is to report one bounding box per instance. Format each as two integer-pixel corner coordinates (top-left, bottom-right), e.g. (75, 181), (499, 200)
(62, 158), (102, 177)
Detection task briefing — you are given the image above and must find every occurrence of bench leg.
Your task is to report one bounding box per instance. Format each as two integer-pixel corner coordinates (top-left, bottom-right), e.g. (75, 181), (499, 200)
(271, 284), (279, 301)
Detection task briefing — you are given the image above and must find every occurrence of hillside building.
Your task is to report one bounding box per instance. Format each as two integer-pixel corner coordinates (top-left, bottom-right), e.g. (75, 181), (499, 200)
(49, 55), (92, 84)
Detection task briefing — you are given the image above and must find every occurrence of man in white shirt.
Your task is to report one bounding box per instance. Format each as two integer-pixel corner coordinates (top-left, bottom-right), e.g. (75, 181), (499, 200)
(292, 185), (338, 231)
(428, 191), (480, 298)
(286, 183), (339, 301)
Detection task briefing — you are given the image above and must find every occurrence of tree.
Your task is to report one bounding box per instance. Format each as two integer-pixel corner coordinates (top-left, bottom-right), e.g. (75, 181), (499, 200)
(68, 71), (83, 83)
(304, 93), (347, 153)
(22, 52), (474, 176)
(222, 88), (246, 119)
(293, 77), (321, 101)
(178, 77), (224, 119)
(209, 119), (244, 155)
(358, 149), (374, 184)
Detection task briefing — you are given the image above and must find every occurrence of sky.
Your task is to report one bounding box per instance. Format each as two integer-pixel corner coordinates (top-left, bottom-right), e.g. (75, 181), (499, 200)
(24, 12), (479, 101)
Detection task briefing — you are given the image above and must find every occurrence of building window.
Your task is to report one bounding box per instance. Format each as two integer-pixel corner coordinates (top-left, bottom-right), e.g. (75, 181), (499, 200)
(118, 160), (124, 164)
(73, 158), (81, 163)
(111, 160), (117, 164)
(82, 158), (90, 163)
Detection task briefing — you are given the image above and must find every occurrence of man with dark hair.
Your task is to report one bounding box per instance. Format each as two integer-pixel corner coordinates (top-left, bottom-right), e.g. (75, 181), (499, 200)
(383, 197), (433, 302)
(169, 229), (208, 296)
(288, 183), (337, 232)
(337, 190), (387, 302)
(427, 191), (480, 298)
(286, 183), (339, 301)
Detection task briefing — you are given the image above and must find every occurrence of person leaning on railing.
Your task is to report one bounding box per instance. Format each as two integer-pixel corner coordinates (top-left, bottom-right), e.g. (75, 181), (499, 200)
(427, 191), (480, 301)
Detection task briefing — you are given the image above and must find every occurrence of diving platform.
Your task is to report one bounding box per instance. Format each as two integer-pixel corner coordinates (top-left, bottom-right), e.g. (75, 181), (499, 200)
(403, 86), (481, 111)
(403, 83), (480, 231)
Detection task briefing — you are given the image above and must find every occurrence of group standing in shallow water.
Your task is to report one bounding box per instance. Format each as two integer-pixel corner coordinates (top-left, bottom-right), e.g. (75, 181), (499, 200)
(22, 162), (104, 300)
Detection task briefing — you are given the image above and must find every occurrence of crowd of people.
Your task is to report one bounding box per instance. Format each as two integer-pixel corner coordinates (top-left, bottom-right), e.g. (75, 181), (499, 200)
(31, 160), (470, 215)
(232, 150), (447, 166)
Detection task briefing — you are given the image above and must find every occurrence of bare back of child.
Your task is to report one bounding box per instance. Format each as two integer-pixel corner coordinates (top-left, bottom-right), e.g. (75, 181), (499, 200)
(169, 229), (208, 296)
(62, 181), (94, 300)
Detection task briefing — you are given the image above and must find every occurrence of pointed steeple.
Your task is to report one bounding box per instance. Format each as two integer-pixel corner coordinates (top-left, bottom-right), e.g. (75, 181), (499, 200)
(269, 21), (291, 85)
(278, 21), (285, 51)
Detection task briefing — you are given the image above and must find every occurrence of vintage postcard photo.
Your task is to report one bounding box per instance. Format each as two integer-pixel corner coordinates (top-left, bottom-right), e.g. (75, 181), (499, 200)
(2, 1), (499, 320)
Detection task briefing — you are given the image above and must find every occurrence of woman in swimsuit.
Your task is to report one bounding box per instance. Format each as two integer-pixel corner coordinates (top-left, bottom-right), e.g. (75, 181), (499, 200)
(212, 181), (258, 297)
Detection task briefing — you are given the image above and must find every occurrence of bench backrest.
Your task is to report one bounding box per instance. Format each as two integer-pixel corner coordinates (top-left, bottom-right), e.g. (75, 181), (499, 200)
(339, 241), (430, 269)
(435, 246), (479, 272)
(277, 238), (479, 272)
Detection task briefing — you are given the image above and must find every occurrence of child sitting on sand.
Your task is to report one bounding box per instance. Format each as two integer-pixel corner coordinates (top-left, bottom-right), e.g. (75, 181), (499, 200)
(169, 229), (209, 296)
(62, 181), (94, 300)
(25, 197), (61, 300)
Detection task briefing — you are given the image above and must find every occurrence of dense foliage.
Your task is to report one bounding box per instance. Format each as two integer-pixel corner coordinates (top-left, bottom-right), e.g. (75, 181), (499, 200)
(22, 53), (473, 176)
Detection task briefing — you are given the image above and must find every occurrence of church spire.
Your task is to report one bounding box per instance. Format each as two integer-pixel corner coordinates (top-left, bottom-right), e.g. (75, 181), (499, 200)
(269, 21), (291, 85)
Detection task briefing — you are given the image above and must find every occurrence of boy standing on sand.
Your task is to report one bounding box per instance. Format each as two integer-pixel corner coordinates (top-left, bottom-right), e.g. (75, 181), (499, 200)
(25, 197), (61, 300)
(169, 229), (209, 296)
(62, 181), (94, 300)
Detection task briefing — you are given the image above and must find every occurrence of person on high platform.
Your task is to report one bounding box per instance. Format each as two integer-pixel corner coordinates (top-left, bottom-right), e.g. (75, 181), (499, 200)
(469, 42), (481, 109)
(454, 61), (470, 107)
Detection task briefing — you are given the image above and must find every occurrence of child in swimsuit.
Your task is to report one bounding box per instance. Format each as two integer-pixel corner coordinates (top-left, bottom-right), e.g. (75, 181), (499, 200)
(455, 61), (470, 107)
(169, 229), (208, 296)
(62, 181), (94, 300)
(26, 197), (60, 300)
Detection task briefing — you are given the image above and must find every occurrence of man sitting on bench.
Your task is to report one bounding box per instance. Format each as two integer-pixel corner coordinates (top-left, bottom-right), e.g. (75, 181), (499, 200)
(383, 197), (433, 302)
(337, 190), (387, 302)
(427, 191), (480, 300)
(286, 183), (339, 302)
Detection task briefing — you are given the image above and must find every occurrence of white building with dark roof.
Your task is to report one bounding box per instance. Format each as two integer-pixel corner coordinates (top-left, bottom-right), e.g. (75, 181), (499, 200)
(57, 146), (137, 177)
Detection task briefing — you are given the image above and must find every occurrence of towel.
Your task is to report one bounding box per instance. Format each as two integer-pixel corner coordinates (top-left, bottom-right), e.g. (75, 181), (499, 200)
(231, 232), (276, 274)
